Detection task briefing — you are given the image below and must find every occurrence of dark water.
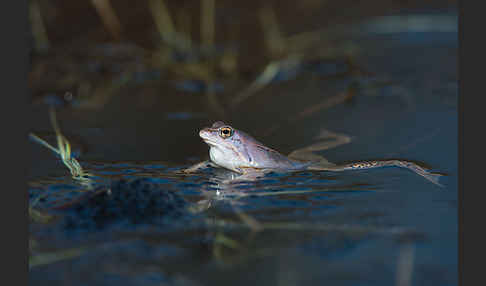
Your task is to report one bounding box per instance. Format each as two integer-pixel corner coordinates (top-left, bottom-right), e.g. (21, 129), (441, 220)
(29, 10), (457, 286)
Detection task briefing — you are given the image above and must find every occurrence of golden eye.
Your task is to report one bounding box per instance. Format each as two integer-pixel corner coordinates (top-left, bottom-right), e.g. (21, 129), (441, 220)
(219, 127), (233, 138)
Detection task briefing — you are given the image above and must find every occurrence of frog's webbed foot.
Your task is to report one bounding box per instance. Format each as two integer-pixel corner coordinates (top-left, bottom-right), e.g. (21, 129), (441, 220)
(288, 129), (352, 164)
(181, 160), (219, 174)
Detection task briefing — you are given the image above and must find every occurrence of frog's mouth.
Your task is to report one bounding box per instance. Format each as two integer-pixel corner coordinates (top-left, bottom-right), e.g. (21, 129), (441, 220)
(202, 139), (218, 147)
(200, 134), (221, 148)
(199, 129), (218, 146)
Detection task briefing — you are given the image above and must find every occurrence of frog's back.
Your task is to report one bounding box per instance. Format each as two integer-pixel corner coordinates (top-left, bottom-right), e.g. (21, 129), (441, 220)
(200, 121), (316, 173)
(238, 130), (310, 171)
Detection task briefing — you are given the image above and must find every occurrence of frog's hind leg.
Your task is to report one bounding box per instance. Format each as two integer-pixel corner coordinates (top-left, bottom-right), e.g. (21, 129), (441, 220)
(311, 159), (445, 187)
(288, 129), (352, 164)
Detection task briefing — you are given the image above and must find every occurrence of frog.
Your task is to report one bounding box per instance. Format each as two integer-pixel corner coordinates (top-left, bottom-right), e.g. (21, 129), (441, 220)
(185, 121), (443, 186)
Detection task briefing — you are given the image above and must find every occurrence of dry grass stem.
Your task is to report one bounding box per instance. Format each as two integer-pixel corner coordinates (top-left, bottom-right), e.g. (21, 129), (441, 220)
(29, 0), (50, 52)
(230, 56), (301, 108)
(149, 0), (191, 50)
(201, 0), (215, 48)
(259, 5), (286, 58)
(90, 0), (123, 40)
(176, 7), (193, 51)
(29, 108), (94, 187)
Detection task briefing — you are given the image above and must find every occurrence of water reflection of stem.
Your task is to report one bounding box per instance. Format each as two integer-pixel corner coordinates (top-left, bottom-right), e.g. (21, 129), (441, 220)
(395, 244), (415, 286)
(29, 208), (53, 224)
(206, 219), (413, 236)
(230, 200), (263, 232)
(213, 232), (242, 262)
(212, 233), (278, 266)
(222, 184), (372, 201)
(240, 188), (370, 197)
(29, 247), (86, 269)
(29, 194), (53, 224)
(214, 233), (241, 249)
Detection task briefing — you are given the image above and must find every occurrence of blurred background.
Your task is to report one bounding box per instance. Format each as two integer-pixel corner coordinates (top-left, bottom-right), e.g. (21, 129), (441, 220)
(28, 0), (457, 169)
(28, 1), (458, 285)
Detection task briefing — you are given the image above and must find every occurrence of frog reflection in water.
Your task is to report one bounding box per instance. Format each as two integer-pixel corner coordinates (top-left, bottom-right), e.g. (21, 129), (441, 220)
(187, 121), (443, 186)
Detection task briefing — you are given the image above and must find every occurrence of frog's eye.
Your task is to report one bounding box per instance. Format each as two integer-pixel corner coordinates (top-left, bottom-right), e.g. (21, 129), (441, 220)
(219, 127), (234, 138)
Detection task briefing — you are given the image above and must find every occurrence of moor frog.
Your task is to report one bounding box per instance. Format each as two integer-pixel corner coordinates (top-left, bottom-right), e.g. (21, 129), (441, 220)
(186, 121), (443, 186)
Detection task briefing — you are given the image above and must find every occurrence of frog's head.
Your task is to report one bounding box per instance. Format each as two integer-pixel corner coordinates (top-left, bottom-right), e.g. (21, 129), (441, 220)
(199, 121), (298, 173)
(199, 121), (254, 172)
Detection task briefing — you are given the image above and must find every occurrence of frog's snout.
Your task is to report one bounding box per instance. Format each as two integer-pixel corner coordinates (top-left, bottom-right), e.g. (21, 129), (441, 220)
(199, 128), (210, 139)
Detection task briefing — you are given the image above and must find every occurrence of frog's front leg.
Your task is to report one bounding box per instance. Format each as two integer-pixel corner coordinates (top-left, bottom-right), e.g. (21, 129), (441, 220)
(182, 160), (220, 173)
(287, 129), (352, 164)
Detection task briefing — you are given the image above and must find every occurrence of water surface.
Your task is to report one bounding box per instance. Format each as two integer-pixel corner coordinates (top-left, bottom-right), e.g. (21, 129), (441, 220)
(29, 10), (457, 286)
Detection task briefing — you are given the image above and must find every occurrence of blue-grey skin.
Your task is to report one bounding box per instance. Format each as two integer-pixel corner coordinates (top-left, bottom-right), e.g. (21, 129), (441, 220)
(196, 121), (444, 186)
(199, 121), (312, 173)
